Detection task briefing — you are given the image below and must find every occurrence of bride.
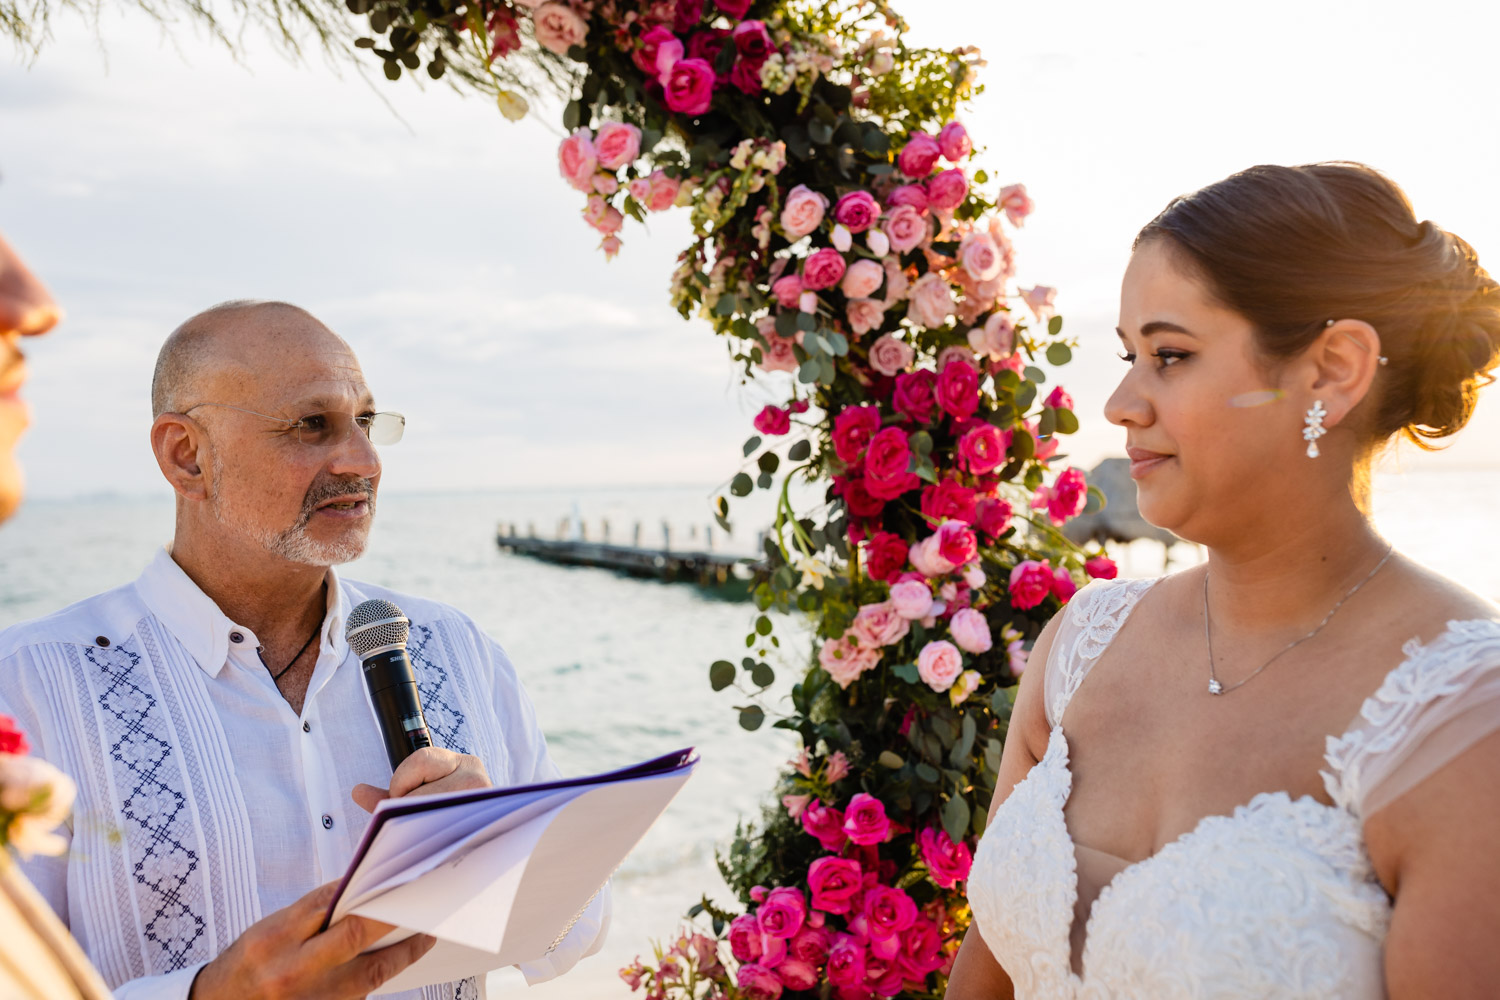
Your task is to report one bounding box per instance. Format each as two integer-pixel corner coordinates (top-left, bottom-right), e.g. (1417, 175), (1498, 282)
(946, 162), (1500, 998)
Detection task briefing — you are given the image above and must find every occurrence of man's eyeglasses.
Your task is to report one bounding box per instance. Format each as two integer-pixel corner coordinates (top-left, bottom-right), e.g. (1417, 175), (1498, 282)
(183, 403), (406, 446)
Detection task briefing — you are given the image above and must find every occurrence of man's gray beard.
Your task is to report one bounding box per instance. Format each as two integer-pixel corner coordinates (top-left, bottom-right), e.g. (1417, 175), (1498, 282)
(209, 451), (375, 567)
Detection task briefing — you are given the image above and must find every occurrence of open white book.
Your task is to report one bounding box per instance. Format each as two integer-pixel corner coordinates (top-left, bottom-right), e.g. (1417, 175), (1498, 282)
(322, 748), (698, 995)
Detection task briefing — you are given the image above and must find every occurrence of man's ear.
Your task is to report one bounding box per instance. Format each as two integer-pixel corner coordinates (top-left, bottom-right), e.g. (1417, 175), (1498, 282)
(151, 414), (211, 501)
(1305, 319), (1383, 429)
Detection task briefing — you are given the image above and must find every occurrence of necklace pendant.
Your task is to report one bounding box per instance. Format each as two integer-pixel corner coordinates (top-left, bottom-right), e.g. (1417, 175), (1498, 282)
(1208, 679), (1224, 695)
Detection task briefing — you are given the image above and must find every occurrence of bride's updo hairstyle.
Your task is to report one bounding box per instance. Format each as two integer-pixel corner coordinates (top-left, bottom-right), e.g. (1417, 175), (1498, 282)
(1135, 162), (1500, 449)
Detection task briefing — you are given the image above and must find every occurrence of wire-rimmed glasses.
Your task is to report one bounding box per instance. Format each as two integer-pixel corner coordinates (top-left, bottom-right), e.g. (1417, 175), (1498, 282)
(183, 402), (405, 446)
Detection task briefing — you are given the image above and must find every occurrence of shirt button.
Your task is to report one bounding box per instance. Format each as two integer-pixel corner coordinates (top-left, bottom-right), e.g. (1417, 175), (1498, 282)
(229, 631), (245, 644)
(302, 721), (311, 733)
(321, 814), (333, 830)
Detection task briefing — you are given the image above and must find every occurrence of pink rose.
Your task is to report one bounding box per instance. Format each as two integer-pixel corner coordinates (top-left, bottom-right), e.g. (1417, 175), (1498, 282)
(826, 934), (867, 987)
(754, 405), (791, 436)
(960, 232), (1003, 281)
(949, 668), (982, 707)
(949, 607), (993, 654)
(729, 53), (765, 95)
(975, 496), (1014, 538)
(887, 184), (929, 213)
(908, 534), (956, 577)
(925, 168), (969, 211)
(818, 635), (879, 689)
(917, 640), (963, 692)
(758, 328), (799, 374)
(1046, 385), (1075, 411)
(935, 519), (978, 567)
(1047, 467), (1088, 525)
(663, 57), (716, 115)
(532, 1), (588, 54)
(862, 885), (918, 941)
(644, 170), (680, 211)
(592, 173), (619, 195)
(583, 194), (624, 234)
(729, 913), (764, 962)
(1029, 419), (1061, 461)
(863, 426), (912, 483)
(832, 405), (883, 464)
(780, 184), (829, 239)
(890, 579), (936, 619)
(920, 478), (977, 524)
(938, 121), (972, 162)
(715, 0), (752, 17)
(882, 204), (929, 253)
(593, 121), (642, 171)
(936, 359), (979, 420)
(867, 334), (914, 377)
(801, 799), (849, 852)
(771, 274), (804, 309)
(842, 792), (892, 845)
(999, 183), (1035, 227)
(808, 857), (864, 914)
(958, 423), (1007, 475)
(906, 272), (956, 329)
(968, 311), (1016, 361)
(1020, 284), (1058, 322)
(759, 887), (807, 940)
(732, 18), (773, 59)
(833, 190), (881, 233)
(864, 532), (909, 583)
(1009, 560), (1054, 610)
(0, 715), (29, 756)
(802, 247), (848, 291)
(789, 924), (832, 964)
(892, 370), (935, 423)
(897, 131), (942, 177)
(1052, 566), (1078, 603)
(737, 963), (784, 1000)
(674, 0), (706, 31)
(937, 343), (976, 373)
(557, 129), (598, 192)
(846, 298), (886, 337)
(838, 477), (885, 518)
(774, 960), (818, 991)
(850, 600), (911, 649)
(634, 25), (683, 77)
(883, 257), (911, 303)
(897, 916), (947, 979)
(840, 258), (884, 299)
(1085, 555), (1119, 580)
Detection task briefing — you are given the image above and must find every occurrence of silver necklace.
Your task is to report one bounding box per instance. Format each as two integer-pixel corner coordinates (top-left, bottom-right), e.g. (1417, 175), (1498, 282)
(1202, 545), (1394, 696)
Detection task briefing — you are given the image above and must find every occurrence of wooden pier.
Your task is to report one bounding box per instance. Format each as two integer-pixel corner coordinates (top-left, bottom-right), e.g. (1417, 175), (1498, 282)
(495, 524), (759, 595)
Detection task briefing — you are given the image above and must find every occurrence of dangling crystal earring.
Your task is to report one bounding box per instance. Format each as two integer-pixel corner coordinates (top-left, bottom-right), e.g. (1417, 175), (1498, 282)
(1303, 400), (1328, 458)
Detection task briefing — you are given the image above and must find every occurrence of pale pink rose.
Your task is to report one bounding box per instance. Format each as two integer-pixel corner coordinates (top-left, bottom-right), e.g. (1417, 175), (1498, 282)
(960, 232), (1003, 281)
(645, 170), (680, 211)
(925, 168), (969, 211)
(841, 258), (884, 299)
(1021, 284), (1058, 322)
(866, 228), (891, 256)
(948, 668), (981, 707)
(882, 258), (910, 304)
(969, 311), (1016, 361)
(599, 234), (622, 259)
(592, 173), (619, 195)
(0, 754), (76, 858)
(938, 121), (972, 162)
(850, 600), (911, 648)
(949, 608), (993, 654)
(757, 317), (799, 373)
(906, 272), (956, 329)
(780, 184), (829, 239)
(908, 534), (957, 577)
(1008, 637), (1030, 675)
(831, 223), (852, 252)
(798, 290), (818, 313)
(882, 204), (929, 254)
(628, 177), (651, 202)
(846, 298), (886, 337)
(782, 793), (812, 818)
(998, 183), (1035, 227)
(936, 344), (975, 372)
(532, 1), (588, 55)
(819, 634), (880, 689)
(771, 274), (803, 309)
(867, 334), (914, 376)
(593, 121), (642, 171)
(583, 194), (624, 233)
(557, 129), (598, 192)
(963, 561), (986, 588)
(890, 579), (936, 619)
(917, 640), (964, 692)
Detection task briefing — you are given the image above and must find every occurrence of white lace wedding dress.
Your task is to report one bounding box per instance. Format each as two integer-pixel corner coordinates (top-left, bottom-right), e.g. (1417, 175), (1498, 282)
(968, 577), (1500, 999)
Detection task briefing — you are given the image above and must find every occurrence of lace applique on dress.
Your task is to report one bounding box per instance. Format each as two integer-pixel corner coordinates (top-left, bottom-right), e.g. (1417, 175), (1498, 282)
(1044, 578), (1158, 728)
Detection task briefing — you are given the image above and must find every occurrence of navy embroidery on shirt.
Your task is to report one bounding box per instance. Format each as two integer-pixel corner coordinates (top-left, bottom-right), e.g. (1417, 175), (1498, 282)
(455, 976), (480, 999)
(88, 640), (208, 972)
(408, 624), (472, 755)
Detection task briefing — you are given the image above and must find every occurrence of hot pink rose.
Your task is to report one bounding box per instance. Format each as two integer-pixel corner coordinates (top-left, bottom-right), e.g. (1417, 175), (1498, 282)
(771, 274), (804, 309)
(729, 52), (765, 95)
(729, 913), (764, 962)
(833, 190), (881, 233)
(882, 204), (929, 254)
(863, 425), (912, 482)
(842, 792), (892, 845)
(840, 258), (885, 299)
(774, 960), (818, 991)
(935, 519), (978, 568)
(759, 887), (807, 940)
(1046, 467), (1088, 524)
(780, 184), (829, 239)
(557, 129), (598, 192)
(975, 496), (1015, 538)
(801, 799), (849, 852)
(938, 121), (972, 161)
(908, 534), (956, 578)
(737, 963), (784, 1000)
(754, 404), (791, 436)
(968, 311), (1016, 361)
(1030, 419), (1061, 462)
(917, 640), (963, 692)
(906, 272), (955, 329)
(936, 359), (979, 420)
(532, 1), (588, 54)
(958, 423), (1007, 475)
(802, 247), (848, 291)
(920, 478), (977, 524)
(1046, 385), (1075, 411)
(897, 131), (942, 177)
(867, 334), (914, 377)
(0, 715), (29, 756)
(826, 934), (867, 987)
(892, 369), (935, 423)
(789, 924), (832, 964)
(864, 532), (909, 583)
(1085, 555), (1119, 580)
(1020, 284), (1058, 322)
(674, 0), (706, 31)
(846, 297), (886, 337)
(663, 57), (716, 115)
(897, 916), (947, 979)
(862, 885), (918, 941)
(999, 183), (1035, 227)
(1009, 560), (1054, 610)
(890, 579), (935, 619)
(832, 404), (882, 464)
(925, 168), (969, 211)
(851, 600), (910, 649)
(949, 607), (992, 654)
(634, 25), (683, 76)
(1052, 567), (1078, 603)
(887, 183), (929, 213)
(960, 232), (1003, 281)
(732, 18), (772, 59)
(819, 635), (879, 689)
(839, 477), (885, 518)
(593, 121), (642, 171)
(714, 0), (751, 17)
(808, 857), (864, 914)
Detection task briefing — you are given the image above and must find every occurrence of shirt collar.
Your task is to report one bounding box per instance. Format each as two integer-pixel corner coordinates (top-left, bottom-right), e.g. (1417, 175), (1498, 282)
(136, 546), (350, 678)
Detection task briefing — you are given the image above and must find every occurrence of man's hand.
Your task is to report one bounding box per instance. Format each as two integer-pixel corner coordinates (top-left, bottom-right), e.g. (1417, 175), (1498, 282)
(351, 747), (491, 813)
(189, 881), (435, 1000)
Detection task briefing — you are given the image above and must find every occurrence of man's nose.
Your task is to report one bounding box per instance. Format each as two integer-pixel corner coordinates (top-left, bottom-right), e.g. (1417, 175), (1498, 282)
(0, 235), (62, 338)
(327, 422), (382, 479)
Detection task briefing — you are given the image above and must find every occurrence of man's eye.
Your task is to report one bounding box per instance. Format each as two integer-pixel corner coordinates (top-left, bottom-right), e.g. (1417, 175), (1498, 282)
(299, 414), (329, 432)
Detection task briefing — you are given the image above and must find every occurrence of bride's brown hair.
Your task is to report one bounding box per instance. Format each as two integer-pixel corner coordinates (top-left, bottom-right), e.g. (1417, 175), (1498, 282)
(1135, 162), (1500, 448)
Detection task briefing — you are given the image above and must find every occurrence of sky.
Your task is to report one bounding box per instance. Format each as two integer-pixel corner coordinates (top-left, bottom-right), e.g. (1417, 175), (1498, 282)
(2, 0), (1498, 500)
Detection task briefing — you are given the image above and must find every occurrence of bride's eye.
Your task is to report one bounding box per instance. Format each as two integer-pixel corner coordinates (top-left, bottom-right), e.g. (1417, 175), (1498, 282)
(1117, 351), (1135, 363)
(1153, 349), (1190, 367)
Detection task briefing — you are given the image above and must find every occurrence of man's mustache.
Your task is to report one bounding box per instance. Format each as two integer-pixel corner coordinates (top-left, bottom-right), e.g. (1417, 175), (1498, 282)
(298, 478), (377, 524)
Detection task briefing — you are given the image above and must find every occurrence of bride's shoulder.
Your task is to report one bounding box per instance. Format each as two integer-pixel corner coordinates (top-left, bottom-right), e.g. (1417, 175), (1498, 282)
(1387, 556), (1500, 646)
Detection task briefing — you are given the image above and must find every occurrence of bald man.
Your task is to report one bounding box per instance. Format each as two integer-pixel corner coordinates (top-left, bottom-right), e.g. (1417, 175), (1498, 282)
(0, 301), (610, 999)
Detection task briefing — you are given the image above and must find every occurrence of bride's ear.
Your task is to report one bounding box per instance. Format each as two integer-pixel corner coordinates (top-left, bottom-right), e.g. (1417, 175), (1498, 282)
(1303, 319), (1383, 429)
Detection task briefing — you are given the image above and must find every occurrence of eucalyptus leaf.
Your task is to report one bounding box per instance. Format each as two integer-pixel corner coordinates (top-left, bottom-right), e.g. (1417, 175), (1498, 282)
(743, 436), (762, 457)
(942, 795), (972, 843)
(730, 472), (753, 497)
(1046, 342), (1073, 366)
(758, 452), (780, 474)
(1056, 408), (1080, 434)
(756, 471), (773, 490)
(892, 662), (920, 684)
(709, 660), (736, 691)
(788, 440), (812, 461)
(915, 762), (940, 784)
(751, 662), (775, 687)
(738, 705), (765, 731)
(1048, 314), (1064, 336)
(878, 750), (905, 769)
(1023, 365), (1048, 385)
(798, 359), (820, 384)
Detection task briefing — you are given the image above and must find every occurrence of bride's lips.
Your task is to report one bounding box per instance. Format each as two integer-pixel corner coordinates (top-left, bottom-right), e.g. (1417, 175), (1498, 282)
(0, 355), (28, 419)
(1127, 446), (1174, 479)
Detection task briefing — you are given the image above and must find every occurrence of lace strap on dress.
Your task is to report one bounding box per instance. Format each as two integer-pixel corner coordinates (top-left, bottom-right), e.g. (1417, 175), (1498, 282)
(1323, 618), (1500, 818)
(1043, 577), (1158, 728)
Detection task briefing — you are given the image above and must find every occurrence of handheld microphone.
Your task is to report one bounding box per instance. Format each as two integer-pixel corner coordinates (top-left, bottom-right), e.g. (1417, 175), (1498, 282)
(345, 598), (435, 771)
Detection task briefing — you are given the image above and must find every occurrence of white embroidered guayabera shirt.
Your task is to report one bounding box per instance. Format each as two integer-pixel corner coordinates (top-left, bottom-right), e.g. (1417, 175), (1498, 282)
(0, 547), (611, 1000)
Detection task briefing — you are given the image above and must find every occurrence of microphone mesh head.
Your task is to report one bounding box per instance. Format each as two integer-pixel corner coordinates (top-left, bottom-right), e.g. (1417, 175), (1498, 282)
(345, 598), (410, 656)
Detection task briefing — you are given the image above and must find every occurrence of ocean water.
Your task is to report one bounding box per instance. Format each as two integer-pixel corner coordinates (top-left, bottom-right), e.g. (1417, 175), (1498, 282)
(0, 469), (1497, 996)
